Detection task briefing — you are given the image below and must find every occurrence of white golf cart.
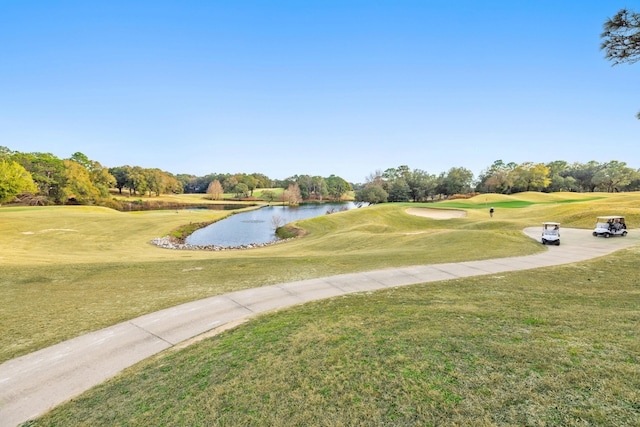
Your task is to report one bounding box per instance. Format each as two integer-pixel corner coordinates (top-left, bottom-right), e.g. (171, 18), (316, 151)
(541, 222), (560, 245)
(592, 216), (627, 238)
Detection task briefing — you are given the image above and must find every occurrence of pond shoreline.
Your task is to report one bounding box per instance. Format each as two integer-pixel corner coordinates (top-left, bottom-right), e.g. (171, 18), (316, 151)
(150, 236), (291, 251)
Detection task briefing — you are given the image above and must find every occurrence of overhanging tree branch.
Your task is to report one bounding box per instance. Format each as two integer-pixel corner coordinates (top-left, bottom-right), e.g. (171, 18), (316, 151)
(600, 9), (640, 65)
(600, 9), (640, 119)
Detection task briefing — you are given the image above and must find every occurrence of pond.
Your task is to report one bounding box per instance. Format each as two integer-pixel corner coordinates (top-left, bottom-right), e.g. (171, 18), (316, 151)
(185, 202), (366, 247)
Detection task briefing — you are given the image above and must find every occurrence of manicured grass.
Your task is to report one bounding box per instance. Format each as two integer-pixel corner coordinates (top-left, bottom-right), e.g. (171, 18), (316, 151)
(437, 191), (607, 209)
(0, 202), (542, 362)
(1, 192), (639, 365)
(29, 245), (640, 426)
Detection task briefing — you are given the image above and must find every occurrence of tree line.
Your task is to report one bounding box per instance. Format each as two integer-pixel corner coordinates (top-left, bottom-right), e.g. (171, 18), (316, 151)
(354, 160), (640, 204)
(1, 146), (638, 207)
(0, 147), (353, 206)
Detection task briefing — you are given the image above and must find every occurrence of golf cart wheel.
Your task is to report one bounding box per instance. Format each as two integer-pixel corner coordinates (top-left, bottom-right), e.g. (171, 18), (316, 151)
(592, 232), (597, 237)
(622, 231), (627, 237)
(541, 239), (546, 245)
(604, 233), (610, 238)
(556, 241), (560, 246)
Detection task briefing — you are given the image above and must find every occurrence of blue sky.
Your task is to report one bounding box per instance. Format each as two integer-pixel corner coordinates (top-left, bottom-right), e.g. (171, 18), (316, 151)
(1, 0), (637, 184)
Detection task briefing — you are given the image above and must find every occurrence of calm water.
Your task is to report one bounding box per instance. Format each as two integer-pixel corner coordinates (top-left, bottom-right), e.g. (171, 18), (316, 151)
(185, 202), (365, 247)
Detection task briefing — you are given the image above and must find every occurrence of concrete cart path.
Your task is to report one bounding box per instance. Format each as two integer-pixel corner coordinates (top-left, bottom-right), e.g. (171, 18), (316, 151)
(1, 228), (638, 427)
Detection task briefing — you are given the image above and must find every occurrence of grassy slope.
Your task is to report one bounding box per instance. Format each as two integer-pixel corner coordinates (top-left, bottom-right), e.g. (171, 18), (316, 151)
(31, 225), (640, 425)
(1, 192), (639, 364)
(0, 199), (535, 362)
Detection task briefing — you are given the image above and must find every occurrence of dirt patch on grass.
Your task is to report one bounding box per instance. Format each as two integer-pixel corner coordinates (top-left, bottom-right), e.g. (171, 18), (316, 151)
(406, 207), (467, 219)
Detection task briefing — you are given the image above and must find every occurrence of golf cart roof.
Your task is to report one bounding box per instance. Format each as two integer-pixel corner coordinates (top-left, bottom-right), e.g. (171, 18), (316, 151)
(542, 222), (560, 225)
(596, 216), (625, 220)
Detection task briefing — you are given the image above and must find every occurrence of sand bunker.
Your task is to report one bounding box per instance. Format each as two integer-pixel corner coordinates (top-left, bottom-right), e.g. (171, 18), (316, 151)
(406, 207), (466, 219)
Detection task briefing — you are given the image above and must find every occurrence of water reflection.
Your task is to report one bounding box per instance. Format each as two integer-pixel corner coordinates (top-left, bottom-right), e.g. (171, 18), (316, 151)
(185, 202), (365, 247)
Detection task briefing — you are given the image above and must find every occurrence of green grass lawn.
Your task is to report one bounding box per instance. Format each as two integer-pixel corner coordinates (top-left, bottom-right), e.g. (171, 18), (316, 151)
(1, 192), (639, 363)
(28, 239), (640, 426)
(3, 192), (640, 425)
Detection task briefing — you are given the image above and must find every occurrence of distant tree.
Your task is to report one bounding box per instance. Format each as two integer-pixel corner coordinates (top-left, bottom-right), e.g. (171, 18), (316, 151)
(242, 175), (258, 196)
(70, 152), (91, 169)
(591, 160), (635, 192)
(252, 173), (273, 188)
(325, 175), (351, 200)
(0, 159), (37, 203)
(69, 153), (114, 197)
(282, 183), (302, 205)
(206, 180), (224, 200)
(176, 174), (198, 193)
(545, 160), (570, 192)
(127, 166), (148, 196)
(404, 169), (424, 201)
(601, 8), (640, 118)
(141, 168), (180, 197)
(567, 161), (603, 192)
(62, 159), (100, 203)
(476, 160), (517, 193)
(12, 152), (66, 203)
(233, 183), (249, 198)
(294, 174), (312, 200)
(439, 167), (474, 196)
(109, 166), (132, 194)
(365, 169), (385, 187)
(626, 169), (640, 191)
(194, 174), (224, 194)
(223, 176), (238, 193)
(387, 179), (411, 202)
(311, 176), (328, 200)
(355, 184), (388, 204)
(546, 174), (578, 193)
(424, 173), (442, 200)
(405, 169), (437, 202)
(512, 163), (550, 192)
(88, 161), (116, 197)
(144, 169), (165, 197)
(382, 165), (410, 182)
(260, 189), (277, 203)
(163, 172), (183, 194)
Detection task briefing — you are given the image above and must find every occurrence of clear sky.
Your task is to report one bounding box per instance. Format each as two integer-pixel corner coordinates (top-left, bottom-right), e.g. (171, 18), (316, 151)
(1, 0), (638, 184)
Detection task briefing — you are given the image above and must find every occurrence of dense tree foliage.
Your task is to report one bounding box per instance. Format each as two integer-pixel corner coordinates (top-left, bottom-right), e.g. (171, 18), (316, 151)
(601, 8), (640, 119)
(11, 151), (67, 202)
(358, 166), (439, 203)
(438, 167), (474, 196)
(284, 175), (330, 201)
(1, 146), (639, 209)
(475, 160), (639, 194)
(355, 185), (388, 204)
(176, 172), (272, 196)
(325, 175), (351, 200)
(62, 159), (100, 203)
(107, 165), (181, 197)
(0, 158), (37, 203)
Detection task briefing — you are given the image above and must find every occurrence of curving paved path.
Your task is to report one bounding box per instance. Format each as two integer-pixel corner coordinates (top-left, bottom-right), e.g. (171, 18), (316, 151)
(1, 228), (638, 427)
